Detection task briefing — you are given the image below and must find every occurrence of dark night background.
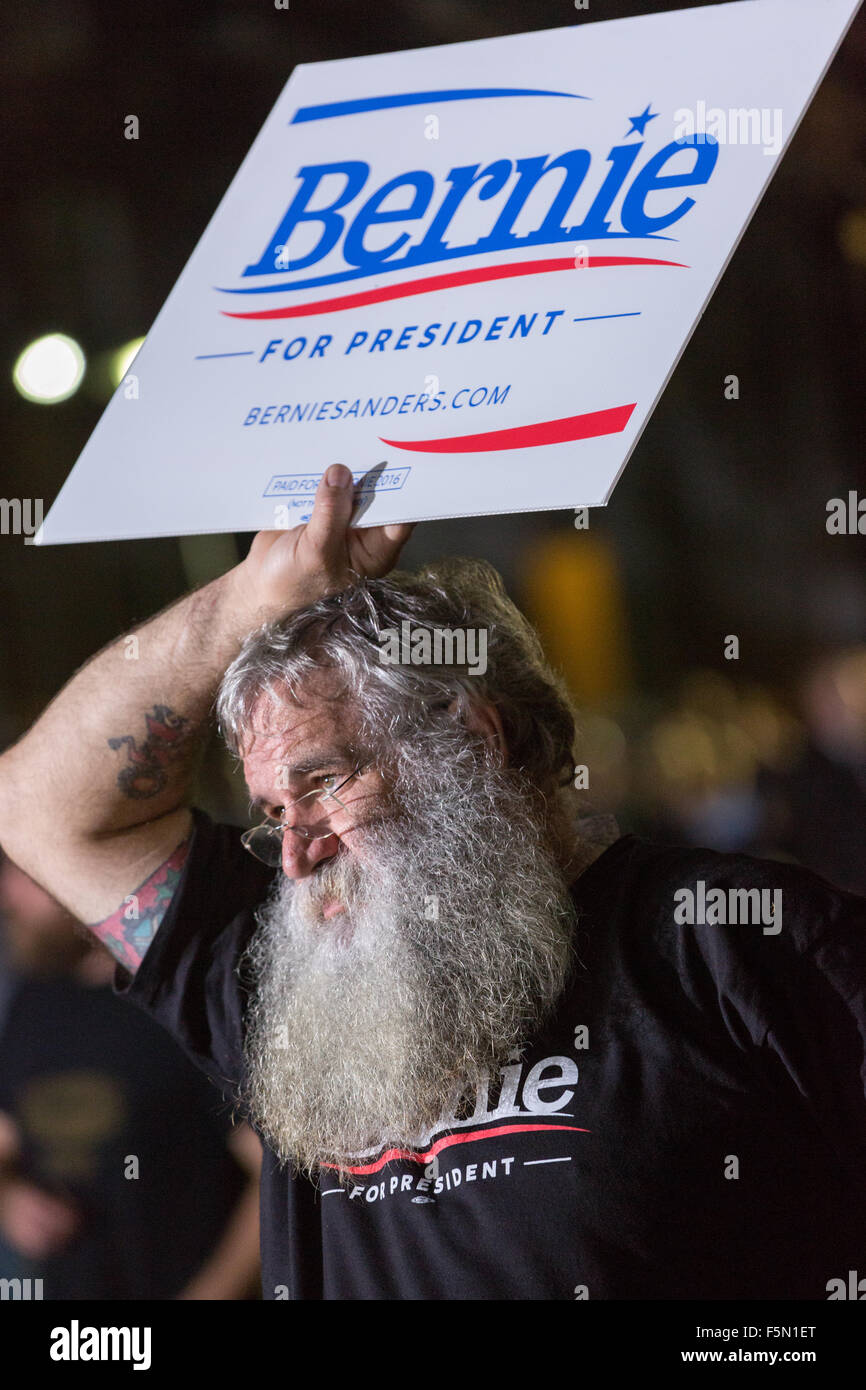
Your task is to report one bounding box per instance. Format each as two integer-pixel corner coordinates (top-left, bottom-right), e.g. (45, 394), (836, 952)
(2, 0), (865, 887)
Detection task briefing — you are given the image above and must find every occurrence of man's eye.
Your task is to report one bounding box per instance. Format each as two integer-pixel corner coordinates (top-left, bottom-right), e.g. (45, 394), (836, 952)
(318, 773), (339, 790)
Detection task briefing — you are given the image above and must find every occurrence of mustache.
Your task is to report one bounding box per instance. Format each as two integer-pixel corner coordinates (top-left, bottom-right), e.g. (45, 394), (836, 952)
(286, 834), (380, 909)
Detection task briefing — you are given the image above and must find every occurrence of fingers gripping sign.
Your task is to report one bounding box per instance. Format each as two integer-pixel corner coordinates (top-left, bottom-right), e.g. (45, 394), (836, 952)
(240, 465), (415, 621)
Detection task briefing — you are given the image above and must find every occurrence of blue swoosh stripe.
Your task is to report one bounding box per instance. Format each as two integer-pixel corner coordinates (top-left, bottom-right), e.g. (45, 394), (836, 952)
(290, 87), (589, 124)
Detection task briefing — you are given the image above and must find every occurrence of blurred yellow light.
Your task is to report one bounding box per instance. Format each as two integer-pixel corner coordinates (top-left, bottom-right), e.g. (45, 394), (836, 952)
(838, 209), (866, 266)
(109, 337), (145, 387)
(650, 714), (718, 786)
(13, 333), (86, 403)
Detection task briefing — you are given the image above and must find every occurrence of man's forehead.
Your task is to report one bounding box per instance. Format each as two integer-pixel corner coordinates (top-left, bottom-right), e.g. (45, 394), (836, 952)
(239, 684), (358, 779)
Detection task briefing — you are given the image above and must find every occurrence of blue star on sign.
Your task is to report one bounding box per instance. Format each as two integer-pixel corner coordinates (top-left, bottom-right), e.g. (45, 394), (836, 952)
(624, 105), (658, 139)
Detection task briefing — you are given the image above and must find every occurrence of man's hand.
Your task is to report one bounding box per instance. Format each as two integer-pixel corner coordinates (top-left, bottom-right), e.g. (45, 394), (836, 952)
(236, 464), (415, 622)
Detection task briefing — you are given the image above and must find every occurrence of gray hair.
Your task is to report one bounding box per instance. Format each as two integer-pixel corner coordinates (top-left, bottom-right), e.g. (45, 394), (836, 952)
(215, 558), (577, 792)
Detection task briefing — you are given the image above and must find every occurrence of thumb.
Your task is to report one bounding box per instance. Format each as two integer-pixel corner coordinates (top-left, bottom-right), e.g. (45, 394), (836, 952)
(302, 464), (355, 561)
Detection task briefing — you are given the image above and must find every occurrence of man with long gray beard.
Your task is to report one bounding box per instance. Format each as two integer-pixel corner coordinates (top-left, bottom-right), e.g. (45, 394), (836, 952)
(242, 720), (578, 1178)
(1, 463), (864, 1300)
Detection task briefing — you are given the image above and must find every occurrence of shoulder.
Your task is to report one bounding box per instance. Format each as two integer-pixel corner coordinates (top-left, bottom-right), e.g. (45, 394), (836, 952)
(111, 808), (278, 1094)
(575, 834), (865, 1028)
(171, 806), (277, 919)
(570, 836), (866, 1163)
(583, 833), (863, 936)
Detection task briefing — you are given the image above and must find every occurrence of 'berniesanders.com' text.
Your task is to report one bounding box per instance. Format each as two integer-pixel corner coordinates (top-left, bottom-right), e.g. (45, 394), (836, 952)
(243, 382), (510, 427)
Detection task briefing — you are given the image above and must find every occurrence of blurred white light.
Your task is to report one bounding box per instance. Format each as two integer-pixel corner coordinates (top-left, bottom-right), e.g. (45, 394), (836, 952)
(13, 333), (86, 404)
(109, 336), (145, 387)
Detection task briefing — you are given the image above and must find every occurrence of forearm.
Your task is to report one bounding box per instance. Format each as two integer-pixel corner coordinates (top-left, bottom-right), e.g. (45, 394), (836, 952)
(0, 564), (265, 868)
(175, 1180), (262, 1301)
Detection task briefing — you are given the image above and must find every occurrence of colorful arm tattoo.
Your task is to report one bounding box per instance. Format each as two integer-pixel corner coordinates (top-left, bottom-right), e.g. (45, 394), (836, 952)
(90, 838), (191, 972)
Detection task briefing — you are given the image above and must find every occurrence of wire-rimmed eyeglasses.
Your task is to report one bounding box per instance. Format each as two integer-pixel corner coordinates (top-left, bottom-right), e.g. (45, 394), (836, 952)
(240, 764), (371, 867)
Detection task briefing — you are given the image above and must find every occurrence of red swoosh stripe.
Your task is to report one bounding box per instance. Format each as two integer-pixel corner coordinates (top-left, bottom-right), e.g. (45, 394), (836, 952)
(221, 255), (685, 320)
(321, 1122), (589, 1176)
(380, 402), (636, 453)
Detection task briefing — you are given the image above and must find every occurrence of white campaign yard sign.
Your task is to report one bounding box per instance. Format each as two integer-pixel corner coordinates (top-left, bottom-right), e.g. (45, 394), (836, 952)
(35, 0), (862, 544)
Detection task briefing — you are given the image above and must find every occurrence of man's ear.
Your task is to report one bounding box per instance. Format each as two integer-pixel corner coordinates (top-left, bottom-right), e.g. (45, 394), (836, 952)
(446, 696), (507, 765)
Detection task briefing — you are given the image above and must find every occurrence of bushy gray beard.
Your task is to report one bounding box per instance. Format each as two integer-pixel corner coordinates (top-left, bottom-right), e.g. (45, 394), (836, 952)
(240, 735), (576, 1180)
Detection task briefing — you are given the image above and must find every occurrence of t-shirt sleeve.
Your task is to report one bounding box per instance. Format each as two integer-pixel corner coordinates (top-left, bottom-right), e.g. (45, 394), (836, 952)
(650, 846), (866, 1170)
(112, 806), (277, 1103)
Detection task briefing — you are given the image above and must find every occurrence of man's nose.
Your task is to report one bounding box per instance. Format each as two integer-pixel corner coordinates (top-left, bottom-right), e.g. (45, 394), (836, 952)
(280, 826), (340, 879)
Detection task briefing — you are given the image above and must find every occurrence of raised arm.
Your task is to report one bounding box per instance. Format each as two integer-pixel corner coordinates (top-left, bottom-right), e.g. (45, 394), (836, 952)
(0, 466), (412, 966)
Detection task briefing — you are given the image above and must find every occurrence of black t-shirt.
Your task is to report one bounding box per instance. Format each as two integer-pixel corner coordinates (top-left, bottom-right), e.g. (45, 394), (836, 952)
(115, 807), (866, 1300)
(0, 972), (246, 1299)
